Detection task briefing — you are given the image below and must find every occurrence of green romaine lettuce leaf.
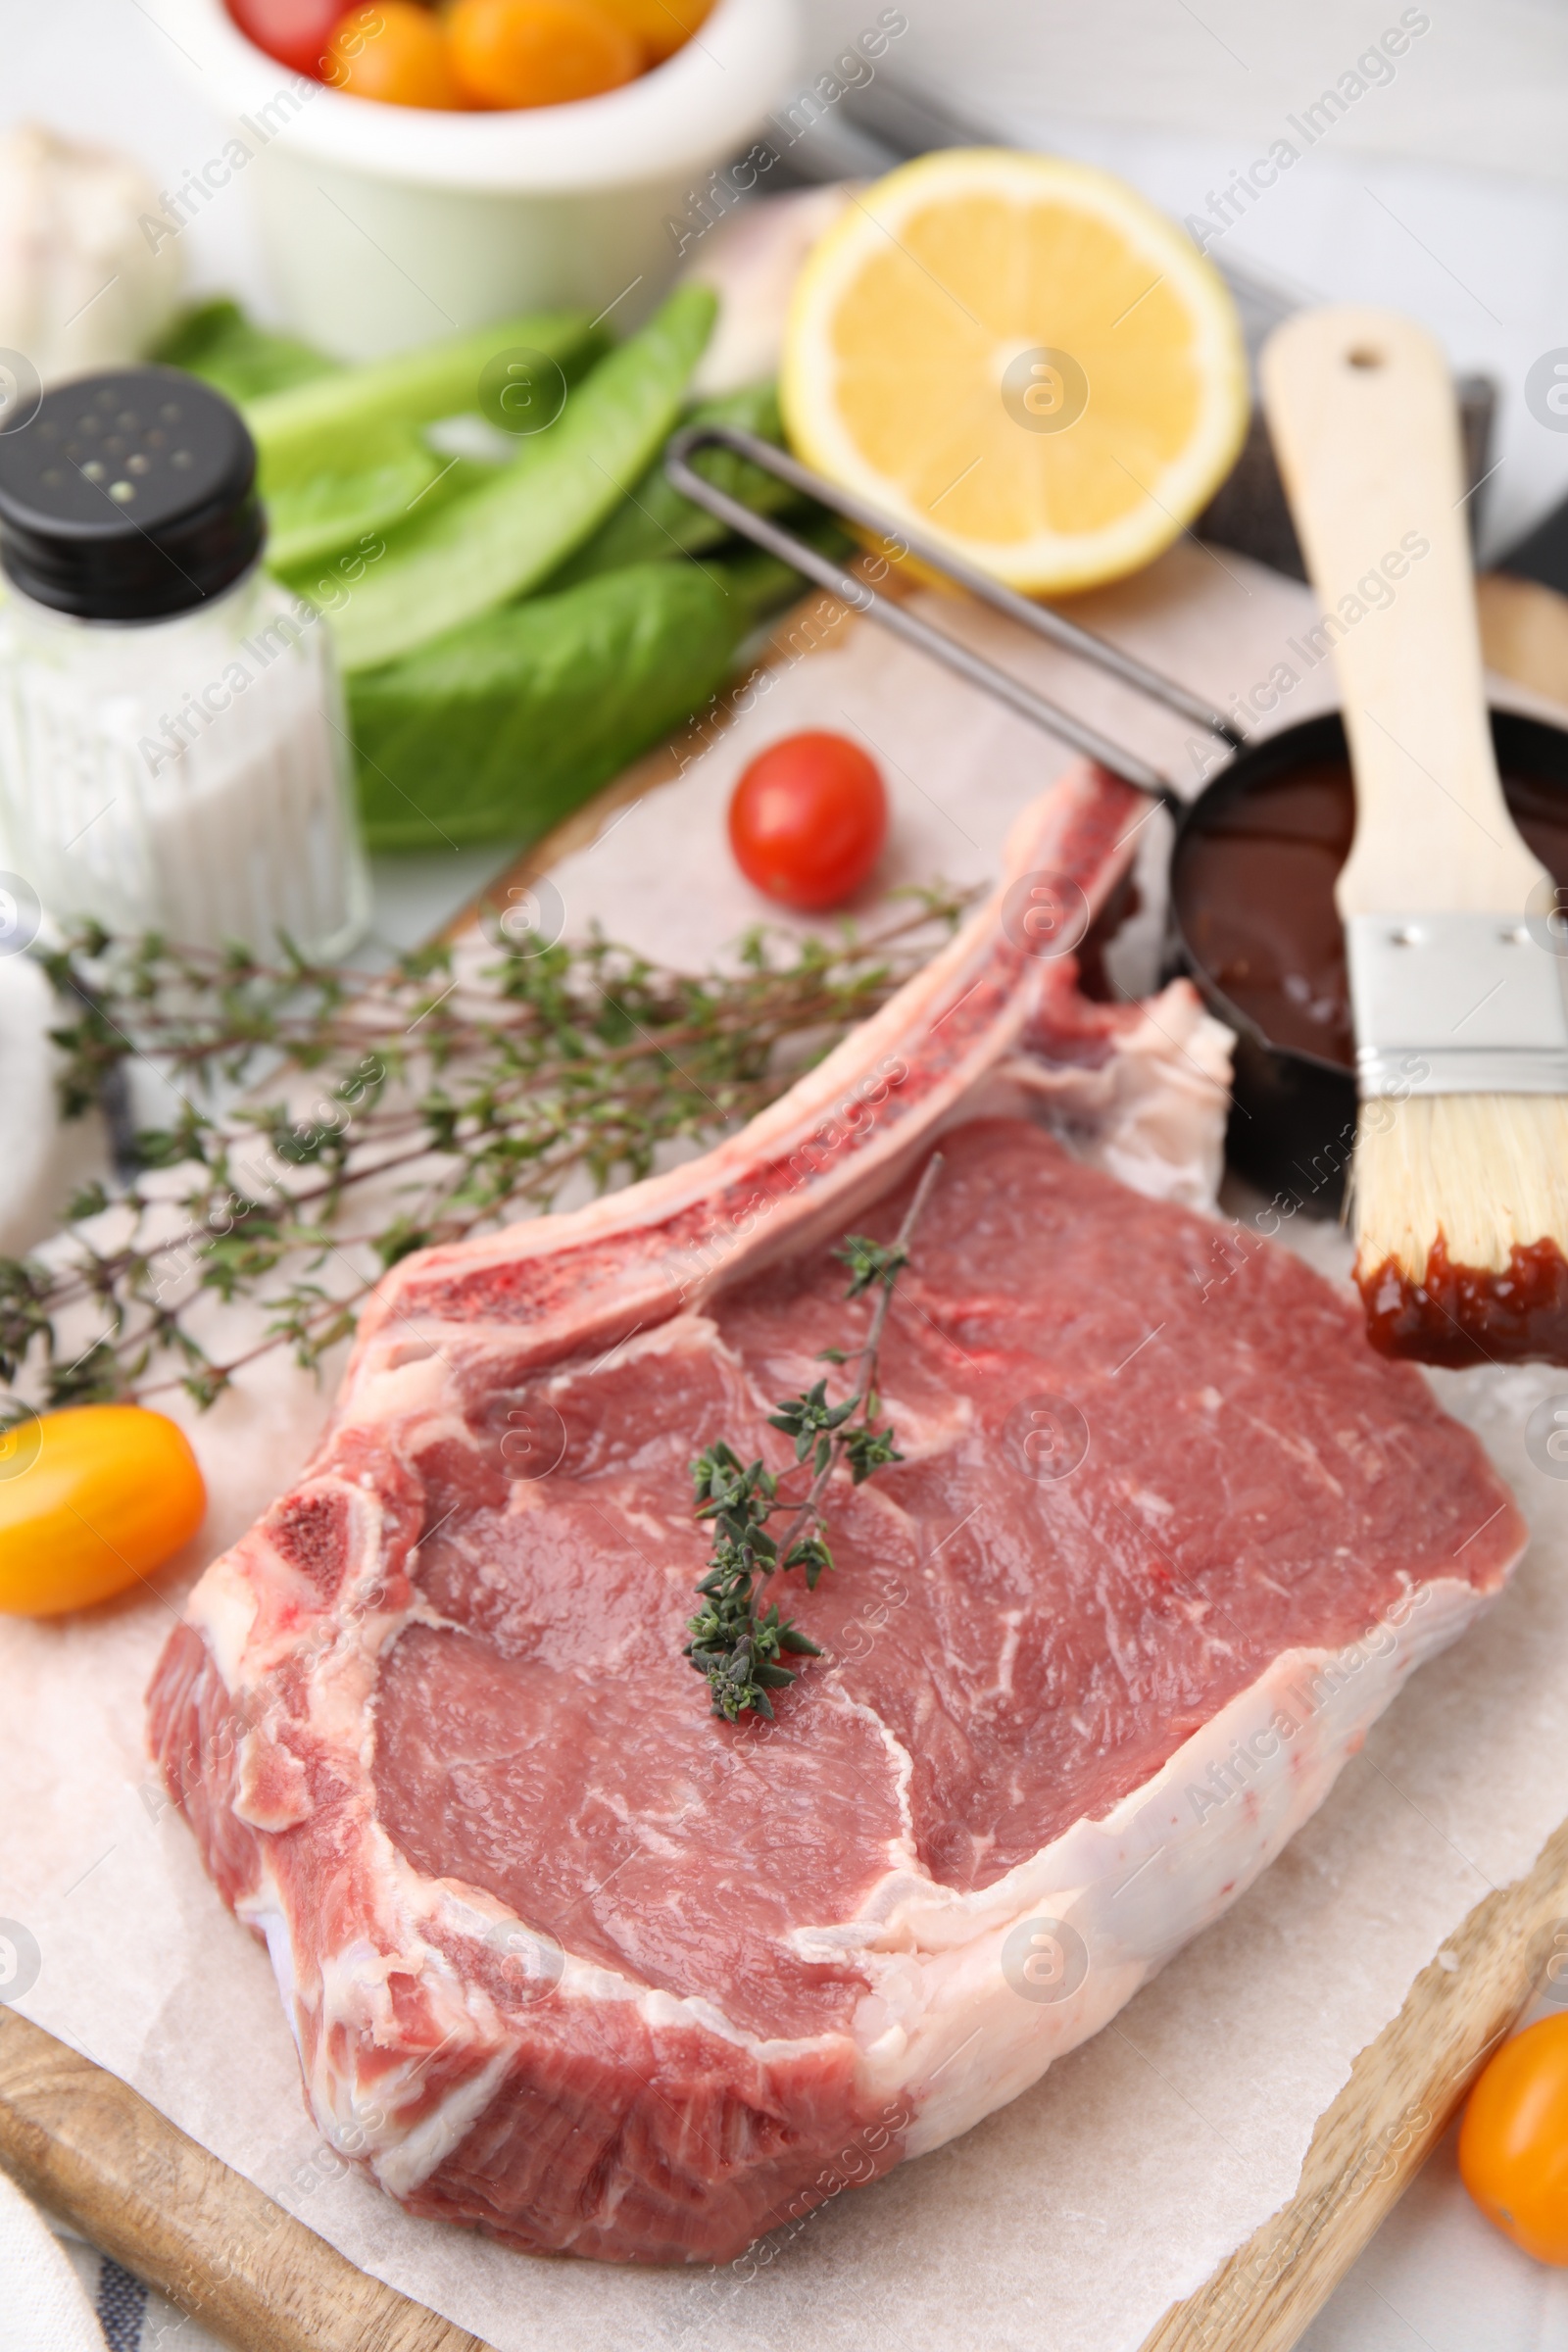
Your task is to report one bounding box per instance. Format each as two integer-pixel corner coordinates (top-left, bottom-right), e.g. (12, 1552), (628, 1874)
(349, 548), (806, 852)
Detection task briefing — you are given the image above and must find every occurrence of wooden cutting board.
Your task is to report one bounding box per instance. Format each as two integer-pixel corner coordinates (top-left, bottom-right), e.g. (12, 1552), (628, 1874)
(7, 577), (1568, 2352)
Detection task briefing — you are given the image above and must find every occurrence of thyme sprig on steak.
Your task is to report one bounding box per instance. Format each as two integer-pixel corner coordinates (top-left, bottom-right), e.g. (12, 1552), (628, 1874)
(685, 1154), (943, 1722)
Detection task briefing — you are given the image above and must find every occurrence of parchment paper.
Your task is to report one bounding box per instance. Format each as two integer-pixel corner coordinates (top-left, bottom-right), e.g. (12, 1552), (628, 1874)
(5, 543), (1568, 2352)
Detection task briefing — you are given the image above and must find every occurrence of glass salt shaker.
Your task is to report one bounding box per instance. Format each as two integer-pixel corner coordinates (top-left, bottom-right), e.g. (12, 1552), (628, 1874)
(0, 365), (369, 959)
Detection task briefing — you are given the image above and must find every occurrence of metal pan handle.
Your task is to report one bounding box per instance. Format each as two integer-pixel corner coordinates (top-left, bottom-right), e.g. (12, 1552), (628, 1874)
(663, 421), (1243, 808)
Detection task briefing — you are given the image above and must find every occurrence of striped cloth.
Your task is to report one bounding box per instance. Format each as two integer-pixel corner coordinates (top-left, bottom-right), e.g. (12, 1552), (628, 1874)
(0, 2165), (221, 2352)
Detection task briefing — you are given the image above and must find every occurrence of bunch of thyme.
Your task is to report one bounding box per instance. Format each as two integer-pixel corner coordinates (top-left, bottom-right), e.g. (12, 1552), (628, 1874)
(685, 1153), (943, 1721)
(0, 894), (968, 1414)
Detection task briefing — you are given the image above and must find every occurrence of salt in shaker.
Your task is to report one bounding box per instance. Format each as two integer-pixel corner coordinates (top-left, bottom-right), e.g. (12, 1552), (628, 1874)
(0, 365), (369, 959)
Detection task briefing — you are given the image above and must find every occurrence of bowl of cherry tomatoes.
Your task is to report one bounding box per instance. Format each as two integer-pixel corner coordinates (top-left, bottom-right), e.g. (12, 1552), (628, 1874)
(147, 0), (798, 355)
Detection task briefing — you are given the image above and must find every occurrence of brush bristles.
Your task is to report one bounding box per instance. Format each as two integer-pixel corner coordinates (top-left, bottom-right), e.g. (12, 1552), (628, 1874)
(1352, 1094), (1568, 1280)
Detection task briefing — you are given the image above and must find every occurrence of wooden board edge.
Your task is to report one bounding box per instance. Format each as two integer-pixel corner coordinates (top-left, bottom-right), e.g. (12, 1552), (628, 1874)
(1477, 570), (1568, 715)
(0, 2007), (494, 2352)
(6, 1831), (1562, 2352)
(1139, 1811), (1568, 2352)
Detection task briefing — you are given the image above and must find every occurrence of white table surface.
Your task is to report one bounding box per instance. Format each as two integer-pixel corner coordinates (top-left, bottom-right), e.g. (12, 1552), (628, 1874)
(4, 4), (1568, 2345)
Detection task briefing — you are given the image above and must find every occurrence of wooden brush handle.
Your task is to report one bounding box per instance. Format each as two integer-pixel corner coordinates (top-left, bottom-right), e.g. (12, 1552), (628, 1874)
(1260, 305), (1547, 916)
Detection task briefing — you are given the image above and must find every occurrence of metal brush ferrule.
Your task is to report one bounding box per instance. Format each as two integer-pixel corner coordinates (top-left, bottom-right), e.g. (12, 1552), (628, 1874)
(1346, 910), (1568, 1097)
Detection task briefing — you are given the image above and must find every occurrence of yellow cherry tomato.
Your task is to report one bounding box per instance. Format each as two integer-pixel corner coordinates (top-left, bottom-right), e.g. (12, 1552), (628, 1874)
(0, 1404), (207, 1617)
(1459, 2009), (1568, 2265)
(593, 0), (712, 65)
(323, 2), (466, 106)
(448, 0), (641, 109)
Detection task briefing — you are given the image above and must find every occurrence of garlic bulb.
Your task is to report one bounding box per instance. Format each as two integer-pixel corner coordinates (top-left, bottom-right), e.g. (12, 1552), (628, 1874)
(0, 123), (183, 390)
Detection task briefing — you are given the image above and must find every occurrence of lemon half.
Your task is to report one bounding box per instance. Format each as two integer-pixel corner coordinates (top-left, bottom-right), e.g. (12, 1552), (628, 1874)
(781, 149), (1250, 598)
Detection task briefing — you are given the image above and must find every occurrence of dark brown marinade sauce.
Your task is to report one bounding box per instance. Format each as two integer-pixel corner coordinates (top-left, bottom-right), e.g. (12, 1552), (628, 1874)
(1181, 759), (1568, 1367)
(1177, 761), (1568, 1068)
(1358, 1238), (1568, 1367)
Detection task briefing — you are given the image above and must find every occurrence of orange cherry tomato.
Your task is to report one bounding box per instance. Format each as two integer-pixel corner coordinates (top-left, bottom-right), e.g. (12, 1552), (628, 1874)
(0, 1404), (207, 1617)
(728, 730), (889, 910)
(323, 3), (466, 105)
(1459, 2010), (1568, 2264)
(593, 0), (713, 65)
(447, 0), (641, 108)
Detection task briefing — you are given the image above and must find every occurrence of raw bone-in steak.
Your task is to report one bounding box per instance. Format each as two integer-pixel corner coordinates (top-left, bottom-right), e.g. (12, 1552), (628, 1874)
(148, 763), (1526, 2267)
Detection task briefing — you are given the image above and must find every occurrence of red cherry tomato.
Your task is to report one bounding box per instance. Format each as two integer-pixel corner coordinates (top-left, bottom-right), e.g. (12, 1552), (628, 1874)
(226, 0), (350, 75)
(727, 731), (888, 910)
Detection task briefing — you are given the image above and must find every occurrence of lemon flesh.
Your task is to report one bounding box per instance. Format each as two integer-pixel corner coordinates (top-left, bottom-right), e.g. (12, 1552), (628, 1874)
(782, 149), (1250, 598)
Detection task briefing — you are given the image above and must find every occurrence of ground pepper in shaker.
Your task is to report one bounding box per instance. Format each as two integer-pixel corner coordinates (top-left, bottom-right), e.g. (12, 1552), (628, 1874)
(0, 364), (369, 958)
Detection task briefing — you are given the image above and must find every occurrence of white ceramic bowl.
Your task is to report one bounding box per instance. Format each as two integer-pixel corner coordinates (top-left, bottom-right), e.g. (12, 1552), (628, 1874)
(149, 0), (800, 355)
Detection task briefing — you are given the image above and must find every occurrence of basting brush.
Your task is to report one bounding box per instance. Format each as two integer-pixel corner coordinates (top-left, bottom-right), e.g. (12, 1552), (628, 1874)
(1261, 305), (1568, 1366)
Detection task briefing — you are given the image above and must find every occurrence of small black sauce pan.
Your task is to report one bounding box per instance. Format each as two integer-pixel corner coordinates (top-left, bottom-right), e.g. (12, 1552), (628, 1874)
(1165, 706), (1568, 1214)
(658, 430), (1568, 1220)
